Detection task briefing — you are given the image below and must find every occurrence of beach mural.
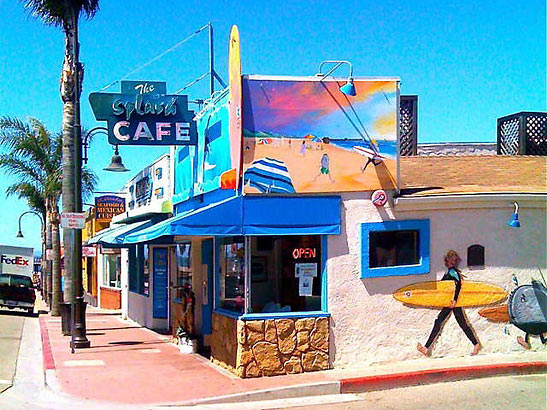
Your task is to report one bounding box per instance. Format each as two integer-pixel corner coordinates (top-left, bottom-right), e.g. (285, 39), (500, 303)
(241, 77), (399, 194)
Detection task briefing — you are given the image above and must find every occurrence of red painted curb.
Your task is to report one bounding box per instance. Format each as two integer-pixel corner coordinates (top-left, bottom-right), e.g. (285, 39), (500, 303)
(39, 316), (55, 370)
(340, 361), (547, 393)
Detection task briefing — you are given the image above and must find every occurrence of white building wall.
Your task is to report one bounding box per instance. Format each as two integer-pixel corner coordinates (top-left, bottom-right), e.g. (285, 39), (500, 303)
(96, 250), (105, 308)
(120, 248), (129, 319)
(328, 192), (547, 368)
(126, 245), (169, 331)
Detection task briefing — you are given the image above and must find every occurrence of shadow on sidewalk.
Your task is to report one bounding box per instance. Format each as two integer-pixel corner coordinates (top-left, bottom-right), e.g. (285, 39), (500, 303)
(87, 326), (143, 331)
(86, 311), (122, 316)
(85, 339), (171, 349)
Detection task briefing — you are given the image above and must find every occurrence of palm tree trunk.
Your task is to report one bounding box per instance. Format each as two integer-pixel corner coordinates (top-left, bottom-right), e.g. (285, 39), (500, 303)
(40, 216), (47, 303)
(60, 11), (80, 304)
(45, 211), (53, 307)
(50, 204), (62, 317)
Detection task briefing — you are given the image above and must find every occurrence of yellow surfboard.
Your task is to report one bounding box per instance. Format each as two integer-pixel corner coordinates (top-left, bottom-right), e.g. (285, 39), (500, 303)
(225, 24), (243, 191)
(393, 281), (507, 308)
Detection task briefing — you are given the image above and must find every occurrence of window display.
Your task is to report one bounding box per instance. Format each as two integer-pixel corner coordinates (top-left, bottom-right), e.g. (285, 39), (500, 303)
(218, 238), (245, 313)
(104, 254), (121, 288)
(175, 242), (192, 299)
(369, 230), (419, 268)
(250, 235), (322, 314)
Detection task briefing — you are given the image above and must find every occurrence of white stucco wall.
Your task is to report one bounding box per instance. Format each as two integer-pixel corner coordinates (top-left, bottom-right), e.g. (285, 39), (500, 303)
(328, 192), (547, 368)
(120, 249), (129, 319)
(126, 245), (169, 331)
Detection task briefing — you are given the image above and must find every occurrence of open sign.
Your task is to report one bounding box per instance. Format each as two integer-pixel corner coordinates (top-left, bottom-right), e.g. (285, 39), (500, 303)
(292, 248), (317, 259)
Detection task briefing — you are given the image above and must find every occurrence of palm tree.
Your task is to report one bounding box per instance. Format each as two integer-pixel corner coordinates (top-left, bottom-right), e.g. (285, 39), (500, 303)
(22, 0), (100, 304)
(0, 117), (97, 316)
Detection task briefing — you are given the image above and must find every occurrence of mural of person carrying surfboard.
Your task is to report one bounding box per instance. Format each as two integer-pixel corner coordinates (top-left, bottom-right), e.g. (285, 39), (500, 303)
(417, 250), (481, 357)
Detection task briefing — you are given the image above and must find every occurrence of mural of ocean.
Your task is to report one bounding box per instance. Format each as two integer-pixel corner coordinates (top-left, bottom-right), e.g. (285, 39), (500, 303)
(329, 139), (397, 159)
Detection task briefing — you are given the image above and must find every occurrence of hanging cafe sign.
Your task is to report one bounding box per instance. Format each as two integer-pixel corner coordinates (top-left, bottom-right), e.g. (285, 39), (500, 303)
(89, 81), (197, 146)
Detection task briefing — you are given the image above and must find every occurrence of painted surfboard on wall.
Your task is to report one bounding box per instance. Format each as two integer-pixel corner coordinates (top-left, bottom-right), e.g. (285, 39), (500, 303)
(224, 25), (243, 190)
(393, 281), (508, 308)
(478, 304), (510, 322)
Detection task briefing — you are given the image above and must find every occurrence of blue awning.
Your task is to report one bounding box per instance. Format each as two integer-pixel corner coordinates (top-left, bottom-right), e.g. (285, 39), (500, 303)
(87, 219), (155, 246)
(124, 195), (340, 243)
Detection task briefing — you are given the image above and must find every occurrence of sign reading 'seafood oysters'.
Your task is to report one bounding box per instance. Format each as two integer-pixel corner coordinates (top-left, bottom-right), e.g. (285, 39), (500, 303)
(89, 84), (197, 146)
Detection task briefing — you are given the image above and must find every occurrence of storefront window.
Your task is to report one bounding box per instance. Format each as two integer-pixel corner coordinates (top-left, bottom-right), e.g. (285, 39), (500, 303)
(142, 245), (150, 296)
(103, 254), (121, 288)
(360, 220), (430, 278)
(175, 243), (192, 299)
(218, 238), (245, 314)
(129, 245), (149, 295)
(250, 235), (322, 314)
(369, 230), (419, 268)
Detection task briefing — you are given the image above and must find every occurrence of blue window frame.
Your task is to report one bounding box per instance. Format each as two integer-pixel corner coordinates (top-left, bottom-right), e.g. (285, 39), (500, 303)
(361, 219), (430, 278)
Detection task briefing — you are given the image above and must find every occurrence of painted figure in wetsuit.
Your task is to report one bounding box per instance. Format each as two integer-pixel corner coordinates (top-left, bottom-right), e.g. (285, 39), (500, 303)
(417, 250), (481, 356)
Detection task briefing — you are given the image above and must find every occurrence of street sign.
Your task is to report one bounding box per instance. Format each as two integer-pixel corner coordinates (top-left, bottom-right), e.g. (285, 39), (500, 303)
(82, 246), (97, 257)
(60, 212), (86, 229)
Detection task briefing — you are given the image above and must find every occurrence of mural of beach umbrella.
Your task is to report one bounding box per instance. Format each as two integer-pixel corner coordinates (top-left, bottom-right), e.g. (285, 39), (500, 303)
(243, 157), (296, 194)
(257, 137), (273, 145)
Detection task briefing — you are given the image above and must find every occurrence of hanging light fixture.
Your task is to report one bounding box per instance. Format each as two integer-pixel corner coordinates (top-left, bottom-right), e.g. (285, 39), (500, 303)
(508, 202), (521, 228)
(316, 60), (357, 96)
(104, 145), (130, 172)
(339, 77), (356, 96)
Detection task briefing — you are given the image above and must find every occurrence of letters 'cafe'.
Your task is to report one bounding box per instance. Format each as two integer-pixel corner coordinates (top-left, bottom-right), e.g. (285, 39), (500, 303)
(86, 27), (547, 378)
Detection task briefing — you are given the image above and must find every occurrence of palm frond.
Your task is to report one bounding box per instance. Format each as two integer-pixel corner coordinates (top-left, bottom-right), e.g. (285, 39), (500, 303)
(21, 0), (100, 27)
(82, 166), (98, 200)
(6, 182), (46, 214)
(0, 116), (33, 148)
(0, 154), (45, 185)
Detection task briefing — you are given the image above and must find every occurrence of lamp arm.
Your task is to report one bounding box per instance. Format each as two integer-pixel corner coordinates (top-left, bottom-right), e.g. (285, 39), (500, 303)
(18, 210), (44, 235)
(513, 202), (519, 213)
(317, 60), (354, 79)
(82, 126), (109, 165)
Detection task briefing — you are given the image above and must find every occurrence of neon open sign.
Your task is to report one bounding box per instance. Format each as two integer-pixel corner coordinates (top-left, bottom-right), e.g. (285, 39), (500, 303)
(292, 248), (317, 259)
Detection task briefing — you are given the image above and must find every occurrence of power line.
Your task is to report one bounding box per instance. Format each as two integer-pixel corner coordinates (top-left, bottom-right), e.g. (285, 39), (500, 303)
(100, 24), (209, 92)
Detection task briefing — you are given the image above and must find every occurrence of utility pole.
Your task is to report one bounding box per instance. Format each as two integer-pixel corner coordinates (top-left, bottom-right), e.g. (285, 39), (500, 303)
(209, 22), (214, 96)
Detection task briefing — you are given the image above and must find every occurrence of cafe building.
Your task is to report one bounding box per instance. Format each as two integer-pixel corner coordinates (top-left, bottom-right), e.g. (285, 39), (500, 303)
(88, 28), (546, 378)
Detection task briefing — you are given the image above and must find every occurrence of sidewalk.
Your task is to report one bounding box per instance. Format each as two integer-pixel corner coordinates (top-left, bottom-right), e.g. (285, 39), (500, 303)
(38, 305), (546, 407)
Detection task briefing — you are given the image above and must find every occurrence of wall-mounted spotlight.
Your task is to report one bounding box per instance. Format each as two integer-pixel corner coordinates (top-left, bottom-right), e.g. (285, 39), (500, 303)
(316, 60), (356, 96)
(508, 202), (521, 228)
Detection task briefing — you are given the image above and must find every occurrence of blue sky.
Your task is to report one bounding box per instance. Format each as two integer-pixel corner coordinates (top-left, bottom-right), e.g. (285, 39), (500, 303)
(0, 0), (545, 252)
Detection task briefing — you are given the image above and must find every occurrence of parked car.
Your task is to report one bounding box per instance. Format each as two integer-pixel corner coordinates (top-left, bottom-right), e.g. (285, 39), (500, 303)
(0, 273), (36, 315)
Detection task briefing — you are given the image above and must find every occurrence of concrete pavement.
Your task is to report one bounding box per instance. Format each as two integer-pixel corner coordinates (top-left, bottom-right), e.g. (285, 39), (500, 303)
(2, 294), (545, 408)
(0, 309), (27, 393)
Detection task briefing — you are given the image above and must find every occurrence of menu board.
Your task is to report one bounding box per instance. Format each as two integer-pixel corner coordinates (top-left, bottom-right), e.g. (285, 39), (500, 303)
(152, 247), (168, 319)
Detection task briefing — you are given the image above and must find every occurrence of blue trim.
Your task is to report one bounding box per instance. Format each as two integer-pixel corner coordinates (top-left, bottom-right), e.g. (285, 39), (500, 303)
(201, 239), (213, 335)
(361, 219), (430, 278)
(321, 235), (328, 312)
(173, 298), (182, 304)
(241, 311), (331, 321)
(214, 239), (220, 311)
(213, 308), (242, 320)
(124, 195), (341, 243)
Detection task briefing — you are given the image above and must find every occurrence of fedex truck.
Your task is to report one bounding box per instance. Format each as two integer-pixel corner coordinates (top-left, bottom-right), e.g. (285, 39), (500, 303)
(0, 245), (34, 277)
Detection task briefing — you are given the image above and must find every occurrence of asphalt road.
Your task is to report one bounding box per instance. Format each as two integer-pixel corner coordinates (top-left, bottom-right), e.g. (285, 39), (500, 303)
(0, 308), (33, 394)
(283, 374), (547, 410)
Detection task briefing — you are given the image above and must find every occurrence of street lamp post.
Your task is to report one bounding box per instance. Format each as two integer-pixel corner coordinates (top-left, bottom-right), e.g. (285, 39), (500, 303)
(69, 125), (129, 351)
(17, 211), (46, 301)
